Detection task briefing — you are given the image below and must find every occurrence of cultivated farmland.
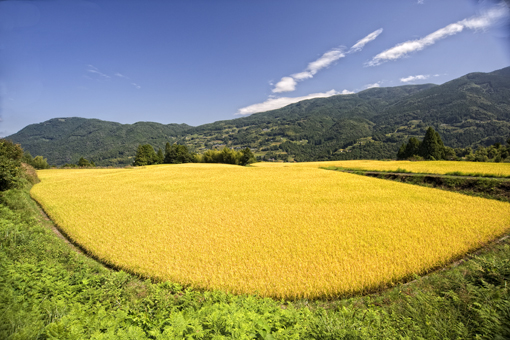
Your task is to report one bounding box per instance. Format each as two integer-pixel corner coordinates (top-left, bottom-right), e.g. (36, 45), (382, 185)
(32, 163), (510, 299)
(255, 160), (510, 177)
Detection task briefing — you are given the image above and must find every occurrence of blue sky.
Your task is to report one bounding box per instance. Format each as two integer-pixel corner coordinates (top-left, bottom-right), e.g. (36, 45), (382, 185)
(1, 0), (509, 137)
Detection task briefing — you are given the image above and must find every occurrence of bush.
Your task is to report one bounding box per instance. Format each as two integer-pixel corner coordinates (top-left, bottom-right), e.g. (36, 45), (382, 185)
(32, 156), (50, 169)
(0, 139), (23, 191)
(21, 163), (40, 184)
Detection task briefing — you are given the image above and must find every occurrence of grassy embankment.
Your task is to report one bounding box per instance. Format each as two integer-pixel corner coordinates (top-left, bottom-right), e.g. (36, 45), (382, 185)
(1, 167), (510, 338)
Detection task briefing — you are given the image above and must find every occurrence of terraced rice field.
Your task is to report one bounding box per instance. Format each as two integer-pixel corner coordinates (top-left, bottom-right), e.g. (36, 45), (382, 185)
(254, 160), (510, 177)
(32, 163), (510, 299)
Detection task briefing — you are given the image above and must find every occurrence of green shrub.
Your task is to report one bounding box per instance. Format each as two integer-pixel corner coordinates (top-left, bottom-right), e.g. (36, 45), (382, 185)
(0, 139), (23, 191)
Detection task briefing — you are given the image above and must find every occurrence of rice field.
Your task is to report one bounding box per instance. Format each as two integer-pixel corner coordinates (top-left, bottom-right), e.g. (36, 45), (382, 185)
(32, 163), (510, 299)
(254, 160), (510, 177)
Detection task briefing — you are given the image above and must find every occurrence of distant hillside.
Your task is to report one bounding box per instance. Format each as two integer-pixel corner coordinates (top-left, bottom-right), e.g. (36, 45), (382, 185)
(8, 118), (190, 166)
(373, 67), (510, 148)
(7, 66), (510, 165)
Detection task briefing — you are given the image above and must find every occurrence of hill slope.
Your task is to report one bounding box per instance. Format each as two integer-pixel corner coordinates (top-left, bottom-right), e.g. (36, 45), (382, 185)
(7, 67), (510, 165)
(8, 118), (190, 166)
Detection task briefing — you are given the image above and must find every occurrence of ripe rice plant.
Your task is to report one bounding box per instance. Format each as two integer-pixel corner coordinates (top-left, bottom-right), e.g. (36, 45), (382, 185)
(32, 163), (510, 299)
(255, 160), (510, 177)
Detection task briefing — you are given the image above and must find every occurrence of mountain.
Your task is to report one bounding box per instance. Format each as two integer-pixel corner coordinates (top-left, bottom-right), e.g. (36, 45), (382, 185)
(8, 117), (190, 166)
(6, 67), (510, 165)
(373, 67), (510, 147)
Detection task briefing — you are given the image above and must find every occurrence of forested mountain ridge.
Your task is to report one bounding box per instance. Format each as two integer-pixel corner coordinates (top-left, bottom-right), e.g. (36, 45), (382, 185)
(8, 117), (191, 166)
(7, 67), (510, 165)
(373, 67), (510, 148)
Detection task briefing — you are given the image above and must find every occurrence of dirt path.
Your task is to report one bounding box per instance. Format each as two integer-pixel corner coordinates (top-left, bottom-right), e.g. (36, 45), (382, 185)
(34, 199), (84, 255)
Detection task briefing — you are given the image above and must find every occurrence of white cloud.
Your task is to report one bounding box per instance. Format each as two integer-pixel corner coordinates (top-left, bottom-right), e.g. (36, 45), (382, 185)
(306, 49), (345, 75)
(400, 74), (430, 83)
(365, 82), (381, 89)
(270, 29), (382, 93)
(86, 66), (141, 89)
(417, 0), (424, 4)
(237, 89), (342, 115)
(367, 4), (509, 66)
(273, 77), (298, 93)
(461, 4), (509, 30)
(349, 28), (383, 52)
(292, 71), (314, 80)
(341, 89), (355, 94)
(87, 65), (110, 79)
(272, 48), (345, 93)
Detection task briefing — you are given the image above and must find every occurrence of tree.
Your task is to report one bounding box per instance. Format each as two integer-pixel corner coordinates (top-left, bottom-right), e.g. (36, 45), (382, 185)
(22, 151), (34, 165)
(156, 148), (164, 164)
(33, 156), (50, 169)
(397, 128), (446, 160)
(443, 147), (457, 161)
(404, 137), (421, 159)
(239, 147), (256, 166)
(418, 127), (444, 160)
(397, 137), (420, 160)
(0, 139), (23, 191)
(201, 149), (218, 163)
(220, 147), (237, 164)
(134, 144), (158, 166)
(164, 144), (194, 164)
(77, 157), (91, 167)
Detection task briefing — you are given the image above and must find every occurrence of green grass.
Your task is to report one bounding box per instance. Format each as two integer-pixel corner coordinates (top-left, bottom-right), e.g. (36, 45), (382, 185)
(1, 183), (510, 339)
(445, 171), (510, 179)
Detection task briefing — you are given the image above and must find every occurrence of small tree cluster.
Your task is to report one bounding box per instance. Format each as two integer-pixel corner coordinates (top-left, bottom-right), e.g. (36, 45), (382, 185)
(22, 151), (50, 169)
(0, 139), (23, 191)
(164, 143), (195, 164)
(134, 143), (256, 166)
(397, 127), (448, 160)
(398, 128), (510, 162)
(458, 139), (510, 162)
(134, 143), (193, 166)
(134, 145), (163, 166)
(62, 157), (95, 168)
(77, 157), (95, 167)
(199, 147), (256, 166)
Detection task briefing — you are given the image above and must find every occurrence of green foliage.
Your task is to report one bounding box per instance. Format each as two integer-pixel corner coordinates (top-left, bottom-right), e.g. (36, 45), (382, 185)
(442, 141), (510, 163)
(239, 147), (256, 166)
(21, 150), (34, 164)
(77, 157), (93, 167)
(397, 137), (421, 160)
(156, 148), (164, 164)
(32, 156), (51, 169)
(419, 127), (445, 160)
(20, 151), (51, 169)
(134, 144), (158, 166)
(198, 147), (256, 166)
(0, 139), (23, 191)
(397, 127), (447, 160)
(164, 143), (195, 164)
(7, 118), (190, 166)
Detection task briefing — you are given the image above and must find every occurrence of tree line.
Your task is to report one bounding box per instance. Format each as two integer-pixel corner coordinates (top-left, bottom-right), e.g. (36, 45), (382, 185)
(134, 143), (256, 166)
(397, 127), (510, 162)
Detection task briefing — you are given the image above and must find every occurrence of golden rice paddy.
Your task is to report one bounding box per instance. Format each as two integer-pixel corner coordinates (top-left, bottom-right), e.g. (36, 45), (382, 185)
(254, 160), (510, 176)
(32, 163), (510, 299)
